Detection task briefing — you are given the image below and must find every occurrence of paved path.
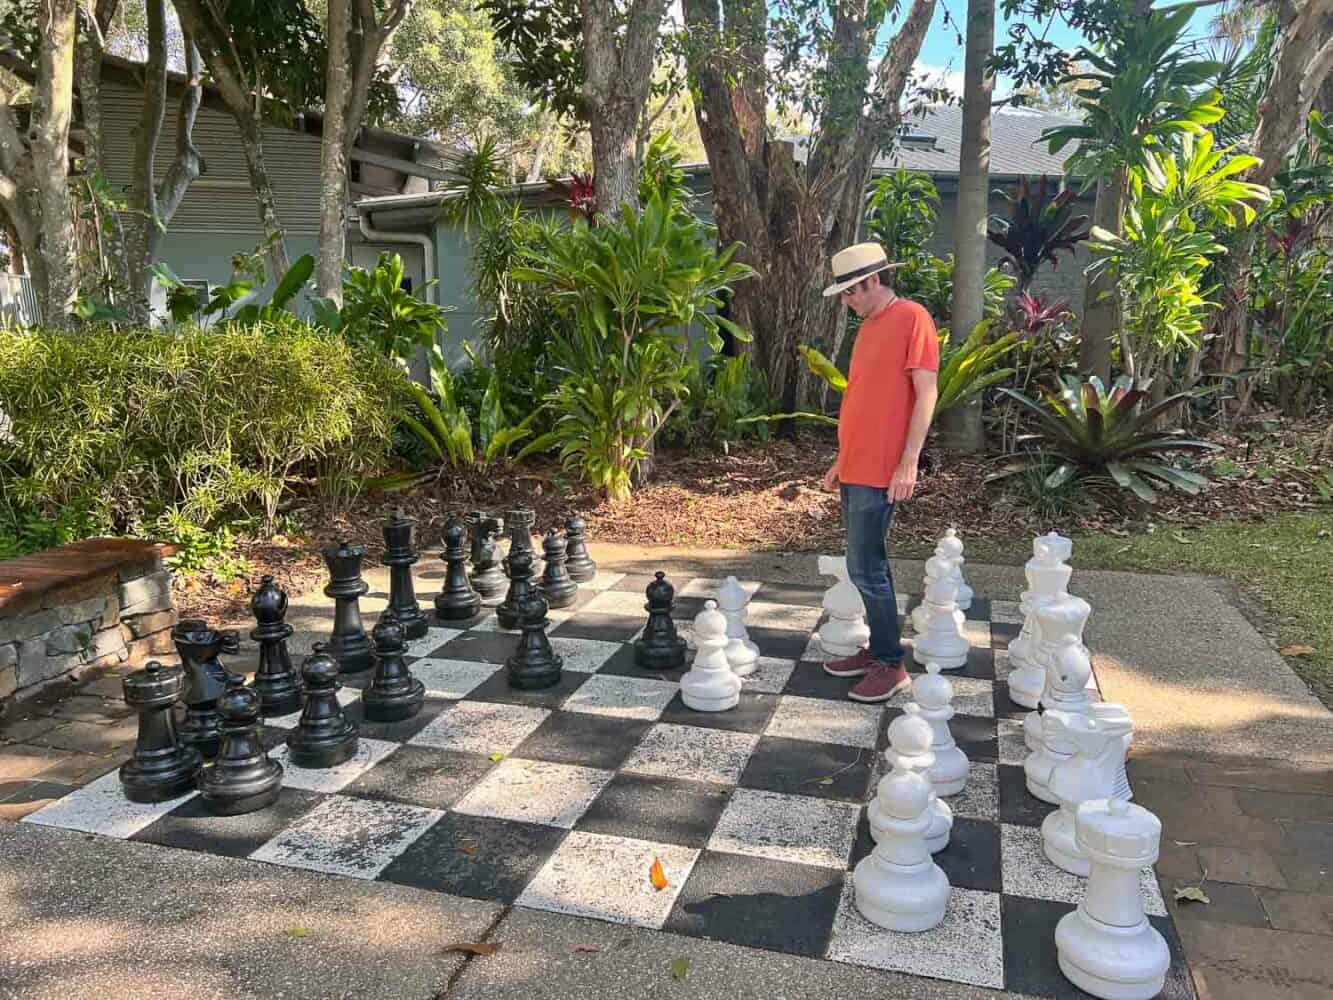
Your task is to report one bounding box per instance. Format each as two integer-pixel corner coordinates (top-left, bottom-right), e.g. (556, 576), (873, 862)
(2, 545), (1330, 999)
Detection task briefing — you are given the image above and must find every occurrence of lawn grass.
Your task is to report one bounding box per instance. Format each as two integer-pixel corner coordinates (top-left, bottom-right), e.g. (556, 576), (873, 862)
(925, 511), (1333, 707)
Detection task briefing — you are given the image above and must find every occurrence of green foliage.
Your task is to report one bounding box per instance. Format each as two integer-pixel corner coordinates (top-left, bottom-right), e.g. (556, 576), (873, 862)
(150, 247), (314, 326)
(935, 321), (1021, 418)
(0, 499), (98, 561)
(157, 513), (251, 584)
(441, 137), (506, 234)
(1212, 14), (1277, 147)
(987, 175), (1091, 292)
(664, 353), (774, 451)
(0, 323), (406, 535)
(865, 169), (940, 264)
(990, 375), (1221, 502)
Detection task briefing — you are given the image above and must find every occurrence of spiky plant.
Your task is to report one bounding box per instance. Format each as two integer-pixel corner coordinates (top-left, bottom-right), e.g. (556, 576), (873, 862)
(986, 175), (1091, 292)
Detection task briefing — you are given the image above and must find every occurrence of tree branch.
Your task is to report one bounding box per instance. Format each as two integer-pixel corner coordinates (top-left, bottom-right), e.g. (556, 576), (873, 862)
(158, 26), (203, 224)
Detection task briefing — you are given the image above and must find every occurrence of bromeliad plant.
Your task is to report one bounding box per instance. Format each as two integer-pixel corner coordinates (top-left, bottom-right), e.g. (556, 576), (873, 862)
(990, 375), (1220, 502)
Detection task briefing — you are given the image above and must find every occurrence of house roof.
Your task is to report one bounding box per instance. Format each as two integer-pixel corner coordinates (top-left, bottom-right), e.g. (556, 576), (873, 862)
(882, 104), (1079, 176)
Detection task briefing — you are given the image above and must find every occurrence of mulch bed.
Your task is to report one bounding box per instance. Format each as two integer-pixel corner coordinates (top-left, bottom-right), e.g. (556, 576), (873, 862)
(175, 412), (1330, 625)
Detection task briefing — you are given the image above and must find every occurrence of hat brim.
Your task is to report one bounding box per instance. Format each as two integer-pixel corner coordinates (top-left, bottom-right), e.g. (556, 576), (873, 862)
(821, 261), (905, 298)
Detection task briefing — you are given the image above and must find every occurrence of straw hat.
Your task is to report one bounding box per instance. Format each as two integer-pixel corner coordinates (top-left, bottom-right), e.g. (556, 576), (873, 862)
(821, 242), (904, 297)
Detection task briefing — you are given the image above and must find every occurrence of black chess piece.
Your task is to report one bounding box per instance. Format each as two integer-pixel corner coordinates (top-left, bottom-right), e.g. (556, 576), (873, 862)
(564, 515), (597, 583)
(323, 540), (373, 673)
(199, 676), (283, 815)
(505, 507), (540, 576)
(435, 515), (482, 621)
(507, 580), (564, 690)
(465, 511), (507, 604)
(248, 575), (303, 716)
(538, 528), (578, 609)
(173, 619), (242, 759)
(383, 509), (429, 640)
(496, 547), (537, 631)
(634, 571), (687, 671)
(119, 660), (202, 802)
(286, 645), (359, 768)
(362, 612), (425, 722)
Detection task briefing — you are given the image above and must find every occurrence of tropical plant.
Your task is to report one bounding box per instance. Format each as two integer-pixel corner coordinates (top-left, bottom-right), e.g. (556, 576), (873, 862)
(441, 137), (507, 234)
(986, 175), (1091, 292)
(150, 252), (314, 326)
(990, 375), (1221, 502)
(1211, 14), (1277, 147)
(664, 353), (774, 451)
(1010, 292), (1074, 340)
(865, 169), (940, 264)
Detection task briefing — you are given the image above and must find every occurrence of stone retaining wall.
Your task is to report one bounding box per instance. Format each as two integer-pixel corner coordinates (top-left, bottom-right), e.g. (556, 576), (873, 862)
(0, 539), (178, 705)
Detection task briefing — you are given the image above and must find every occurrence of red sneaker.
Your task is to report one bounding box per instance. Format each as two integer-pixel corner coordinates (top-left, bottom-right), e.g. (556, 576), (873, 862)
(848, 663), (912, 703)
(823, 648), (879, 678)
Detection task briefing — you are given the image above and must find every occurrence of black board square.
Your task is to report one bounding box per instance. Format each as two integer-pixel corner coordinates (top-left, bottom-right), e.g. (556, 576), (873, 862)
(466, 668), (591, 711)
(575, 773), (731, 848)
(998, 763), (1057, 827)
(658, 690), (779, 735)
(340, 744), (496, 810)
(341, 695), (452, 743)
(512, 711), (654, 771)
(132, 786), (325, 858)
(550, 614), (643, 643)
(665, 850), (843, 958)
(740, 735), (876, 803)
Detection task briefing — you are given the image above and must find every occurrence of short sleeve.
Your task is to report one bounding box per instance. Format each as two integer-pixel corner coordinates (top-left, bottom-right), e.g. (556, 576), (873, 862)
(903, 305), (940, 372)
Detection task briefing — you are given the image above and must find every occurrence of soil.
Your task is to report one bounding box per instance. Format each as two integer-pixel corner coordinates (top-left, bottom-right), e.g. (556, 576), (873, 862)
(175, 411), (1331, 625)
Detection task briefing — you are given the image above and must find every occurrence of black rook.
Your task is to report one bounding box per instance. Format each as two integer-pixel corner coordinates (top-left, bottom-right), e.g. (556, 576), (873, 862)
(119, 660), (201, 802)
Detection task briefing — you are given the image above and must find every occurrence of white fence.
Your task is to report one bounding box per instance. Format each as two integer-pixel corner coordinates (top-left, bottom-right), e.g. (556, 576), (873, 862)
(0, 274), (40, 327)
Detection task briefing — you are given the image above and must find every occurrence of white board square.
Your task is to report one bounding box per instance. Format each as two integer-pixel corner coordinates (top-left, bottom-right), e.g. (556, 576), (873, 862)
(560, 674), (679, 722)
(548, 636), (623, 673)
(268, 737), (399, 793)
(407, 701), (549, 755)
(826, 877), (1005, 988)
(743, 601), (824, 633)
(621, 724), (759, 785)
(250, 795), (442, 879)
(677, 578), (762, 599)
(708, 788), (859, 869)
(21, 770), (196, 839)
(452, 758), (614, 828)
(949, 761), (998, 822)
(403, 626), (463, 659)
(517, 830), (699, 929)
(743, 656), (797, 694)
(410, 658), (500, 698)
(764, 695), (882, 749)
(581, 590), (651, 617)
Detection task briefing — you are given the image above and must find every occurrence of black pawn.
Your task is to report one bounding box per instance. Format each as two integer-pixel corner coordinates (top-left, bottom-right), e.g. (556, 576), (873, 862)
(324, 540), (373, 673)
(435, 515), (482, 621)
(362, 613), (425, 722)
(383, 509), (429, 640)
(466, 512), (507, 604)
(564, 515), (597, 582)
(249, 575), (303, 716)
(496, 547), (537, 631)
(634, 571), (687, 671)
(507, 581), (563, 690)
(286, 645), (359, 768)
(539, 529), (578, 609)
(505, 507), (541, 576)
(173, 619), (241, 759)
(120, 660), (201, 802)
(200, 676), (283, 815)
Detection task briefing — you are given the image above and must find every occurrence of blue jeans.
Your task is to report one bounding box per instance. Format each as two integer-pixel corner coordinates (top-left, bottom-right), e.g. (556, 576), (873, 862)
(841, 483), (904, 665)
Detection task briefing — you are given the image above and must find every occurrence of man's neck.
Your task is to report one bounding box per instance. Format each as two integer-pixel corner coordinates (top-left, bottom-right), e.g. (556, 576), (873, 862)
(864, 288), (898, 320)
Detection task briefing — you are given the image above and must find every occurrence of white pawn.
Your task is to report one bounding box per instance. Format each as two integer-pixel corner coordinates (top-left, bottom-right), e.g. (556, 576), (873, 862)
(910, 663), (969, 796)
(942, 528), (973, 612)
(815, 556), (870, 659)
(853, 756), (950, 932)
(912, 532), (964, 633)
(912, 556), (970, 670)
(717, 576), (759, 676)
(1008, 538), (1073, 711)
(1043, 711), (1136, 876)
(872, 705), (953, 853)
(680, 601), (741, 712)
(1056, 799), (1169, 1000)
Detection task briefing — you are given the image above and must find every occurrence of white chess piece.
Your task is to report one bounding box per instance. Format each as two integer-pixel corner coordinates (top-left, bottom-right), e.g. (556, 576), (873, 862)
(717, 576), (759, 675)
(1043, 711), (1136, 876)
(1055, 799), (1169, 1000)
(912, 556), (970, 670)
(1024, 596), (1095, 803)
(853, 756), (951, 932)
(816, 556), (870, 659)
(912, 532), (964, 633)
(910, 663), (969, 796)
(942, 528), (973, 611)
(873, 706), (953, 853)
(680, 601), (742, 712)
(1008, 538), (1073, 711)
(1022, 582), (1091, 753)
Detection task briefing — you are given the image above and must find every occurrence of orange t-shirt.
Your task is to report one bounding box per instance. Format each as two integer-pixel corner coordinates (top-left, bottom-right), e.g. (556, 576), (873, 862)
(836, 298), (939, 488)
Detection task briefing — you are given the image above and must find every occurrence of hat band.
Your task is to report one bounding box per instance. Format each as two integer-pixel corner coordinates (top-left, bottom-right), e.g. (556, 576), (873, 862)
(832, 260), (887, 284)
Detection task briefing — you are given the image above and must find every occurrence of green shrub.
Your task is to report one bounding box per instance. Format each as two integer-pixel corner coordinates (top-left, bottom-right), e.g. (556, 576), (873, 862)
(663, 353), (774, 451)
(0, 321), (408, 535)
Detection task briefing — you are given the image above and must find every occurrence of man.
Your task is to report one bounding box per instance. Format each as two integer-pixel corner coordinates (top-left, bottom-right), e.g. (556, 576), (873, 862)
(820, 242), (939, 703)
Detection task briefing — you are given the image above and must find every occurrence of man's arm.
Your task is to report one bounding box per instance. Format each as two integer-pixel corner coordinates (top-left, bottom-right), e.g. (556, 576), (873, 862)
(889, 368), (939, 501)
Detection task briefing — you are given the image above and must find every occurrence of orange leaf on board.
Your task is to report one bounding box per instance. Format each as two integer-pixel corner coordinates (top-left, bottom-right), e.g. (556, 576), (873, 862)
(650, 857), (669, 891)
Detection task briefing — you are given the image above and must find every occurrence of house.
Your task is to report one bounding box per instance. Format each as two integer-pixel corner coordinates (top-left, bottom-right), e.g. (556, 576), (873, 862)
(355, 104), (1092, 366)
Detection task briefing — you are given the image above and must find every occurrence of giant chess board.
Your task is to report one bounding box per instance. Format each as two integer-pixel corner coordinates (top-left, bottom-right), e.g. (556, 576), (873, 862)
(23, 571), (1195, 996)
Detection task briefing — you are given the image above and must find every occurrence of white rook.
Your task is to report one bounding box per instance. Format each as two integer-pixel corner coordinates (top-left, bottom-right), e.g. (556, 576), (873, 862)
(815, 556), (869, 660)
(1042, 711), (1135, 876)
(1056, 799), (1169, 1000)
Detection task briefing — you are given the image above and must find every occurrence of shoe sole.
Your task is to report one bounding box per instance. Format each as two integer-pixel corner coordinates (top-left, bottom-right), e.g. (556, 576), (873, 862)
(847, 676), (912, 703)
(823, 665), (869, 678)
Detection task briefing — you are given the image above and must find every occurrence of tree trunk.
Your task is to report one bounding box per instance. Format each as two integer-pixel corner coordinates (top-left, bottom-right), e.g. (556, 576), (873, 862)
(1078, 167), (1127, 382)
(580, 0), (669, 220)
(319, 0), (355, 302)
(941, 0), (994, 453)
(30, 0), (80, 325)
(125, 0), (169, 321)
(236, 112), (292, 280)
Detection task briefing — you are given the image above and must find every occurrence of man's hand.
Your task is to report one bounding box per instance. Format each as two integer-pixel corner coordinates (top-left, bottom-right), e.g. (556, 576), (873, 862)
(889, 457), (919, 501)
(822, 462), (839, 492)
